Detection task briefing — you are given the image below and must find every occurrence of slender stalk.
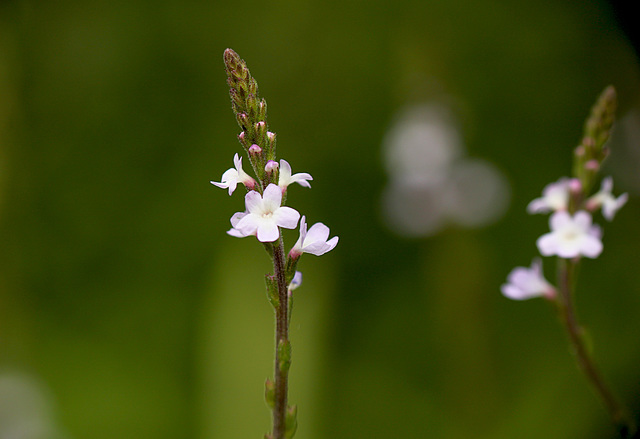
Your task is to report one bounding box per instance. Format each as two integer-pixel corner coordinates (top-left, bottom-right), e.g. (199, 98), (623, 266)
(557, 259), (636, 437)
(271, 234), (290, 439)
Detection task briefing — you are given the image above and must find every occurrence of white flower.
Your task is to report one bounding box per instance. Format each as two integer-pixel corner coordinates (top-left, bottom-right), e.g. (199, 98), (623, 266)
(288, 271), (302, 291)
(501, 259), (556, 300)
(586, 177), (628, 221)
(211, 153), (256, 195)
(278, 159), (312, 190)
(290, 215), (338, 258)
(537, 211), (603, 258)
(231, 184), (300, 242)
(527, 178), (570, 214)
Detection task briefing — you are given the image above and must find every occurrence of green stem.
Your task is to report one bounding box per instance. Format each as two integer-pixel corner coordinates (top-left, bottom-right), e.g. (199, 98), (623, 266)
(557, 259), (636, 437)
(272, 233), (290, 439)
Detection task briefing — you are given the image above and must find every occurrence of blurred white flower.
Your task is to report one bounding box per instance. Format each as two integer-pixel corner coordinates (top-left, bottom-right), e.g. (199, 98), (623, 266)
(501, 258), (556, 300)
(381, 102), (510, 236)
(0, 372), (68, 439)
(443, 159), (510, 228)
(537, 211), (603, 258)
(383, 103), (462, 181)
(586, 177), (628, 221)
(527, 177), (571, 214)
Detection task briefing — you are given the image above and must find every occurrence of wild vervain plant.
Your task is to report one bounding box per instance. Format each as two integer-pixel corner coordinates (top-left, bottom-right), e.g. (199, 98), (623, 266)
(501, 86), (636, 437)
(211, 49), (338, 439)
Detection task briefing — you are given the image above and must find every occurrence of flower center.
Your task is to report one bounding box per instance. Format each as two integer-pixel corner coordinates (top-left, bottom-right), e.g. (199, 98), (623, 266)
(561, 225), (580, 242)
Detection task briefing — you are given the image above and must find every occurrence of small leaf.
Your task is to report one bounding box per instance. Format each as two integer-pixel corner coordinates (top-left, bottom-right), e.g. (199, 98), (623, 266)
(264, 378), (275, 409)
(278, 340), (292, 373)
(265, 274), (279, 309)
(285, 405), (298, 438)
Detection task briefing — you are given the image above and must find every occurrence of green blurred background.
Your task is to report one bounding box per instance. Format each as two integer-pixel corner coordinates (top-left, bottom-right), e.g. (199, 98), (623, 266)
(1, 0), (640, 438)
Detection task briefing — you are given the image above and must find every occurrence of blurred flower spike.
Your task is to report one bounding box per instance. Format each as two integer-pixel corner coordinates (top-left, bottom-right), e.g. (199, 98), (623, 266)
(501, 259), (556, 301)
(500, 86), (636, 437)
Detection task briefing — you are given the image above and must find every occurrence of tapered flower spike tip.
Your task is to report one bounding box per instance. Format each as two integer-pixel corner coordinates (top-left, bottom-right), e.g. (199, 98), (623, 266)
(585, 85), (617, 152)
(574, 86), (617, 192)
(224, 48), (247, 81)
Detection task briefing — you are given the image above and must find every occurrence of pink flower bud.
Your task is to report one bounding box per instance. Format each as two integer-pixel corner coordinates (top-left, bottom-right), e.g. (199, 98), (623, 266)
(585, 159), (599, 171)
(265, 160), (279, 173)
(569, 178), (582, 195)
(249, 144), (262, 155)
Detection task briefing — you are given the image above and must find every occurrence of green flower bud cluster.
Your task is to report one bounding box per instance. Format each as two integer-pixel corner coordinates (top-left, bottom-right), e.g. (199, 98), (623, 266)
(573, 85), (617, 195)
(224, 49), (277, 187)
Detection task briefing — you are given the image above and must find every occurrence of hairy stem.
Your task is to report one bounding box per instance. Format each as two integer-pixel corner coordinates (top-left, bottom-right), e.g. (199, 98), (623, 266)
(272, 234), (290, 438)
(557, 259), (636, 437)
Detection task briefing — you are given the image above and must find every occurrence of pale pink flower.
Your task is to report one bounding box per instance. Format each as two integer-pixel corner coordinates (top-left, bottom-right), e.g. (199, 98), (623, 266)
(586, 177), (628, 221)
(290, 216), (338, 258)
(211, 153), (256, 195)
(231, 184), (300, 242)
(537, 211), (603, 258)
(527, 178), (570, 214)
(278, 159), (312, 190)
(501, 259), (556, 300)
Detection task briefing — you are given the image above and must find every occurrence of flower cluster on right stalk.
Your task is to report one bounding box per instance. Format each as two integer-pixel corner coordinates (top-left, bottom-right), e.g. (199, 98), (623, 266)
(502, 175), (627, 301)
(501, 86), (628, 301)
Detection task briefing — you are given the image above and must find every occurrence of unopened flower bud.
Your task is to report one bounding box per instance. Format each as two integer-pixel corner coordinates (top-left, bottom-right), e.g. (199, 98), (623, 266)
(249, 144), (262, 155)
(569, 178), (582, 195)
(238, 131), (246, 146)
(237, 112), (249, 130)
(246, 93), (257, 111)
(248, 78), (258, 95)
(256, 121), (267, 138)
(258, 99), (267, 120)
(574, 145), (585, 158)
(582, 136), (596, 152)
(585, 159), (599, 171)
(267, 131), (276, 151)
(265, 160), (279, 174)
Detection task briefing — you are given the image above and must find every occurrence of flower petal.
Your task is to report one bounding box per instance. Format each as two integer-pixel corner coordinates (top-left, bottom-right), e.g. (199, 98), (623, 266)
(244, 190), (263, 214)
(256, 220), (280, 242)
(537, 232), (558, 256)
(580, 235), (603, 258)
(273, 206), (300, 230)
(304, 223), (331, 246)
